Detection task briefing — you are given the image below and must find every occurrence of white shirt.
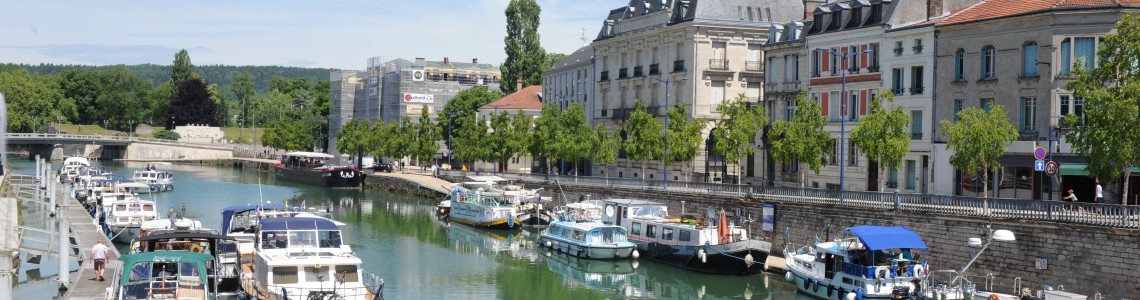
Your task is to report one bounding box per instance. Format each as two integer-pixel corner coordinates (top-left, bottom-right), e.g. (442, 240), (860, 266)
(92, 243), (108, 260)
(1096, 184), (1103, 198)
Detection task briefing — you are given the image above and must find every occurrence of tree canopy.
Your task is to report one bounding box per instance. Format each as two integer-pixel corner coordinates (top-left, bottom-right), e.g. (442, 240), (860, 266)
(167, 77), (217, 128)
(710, 94), (767, 183)
(941, 105), (1018, 199)
(624, 99), (665, 179)
(770, 92), (834, 177)
(850, 90), (910, 191)
(501, 0), (545, 94)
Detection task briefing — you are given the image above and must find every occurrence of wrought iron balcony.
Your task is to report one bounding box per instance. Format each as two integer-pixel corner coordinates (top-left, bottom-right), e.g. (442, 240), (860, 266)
(649, 63), (660, 75)
(618, 68), (629, 79)
(599, 71), (610, 81)
(911, 132), (923, 140)
(911, 87), (925, 95)
(673, 60), (685, 72)
(744, 60), (763, 72)
(709, 59), (729, 71)
(633, 66), (644, 77)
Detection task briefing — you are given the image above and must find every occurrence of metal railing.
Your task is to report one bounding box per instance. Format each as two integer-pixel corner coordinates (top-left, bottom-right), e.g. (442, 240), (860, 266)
(708, 59), (729, 71)
(6, 133), (234, 150)
(437, 169), (1140, 228)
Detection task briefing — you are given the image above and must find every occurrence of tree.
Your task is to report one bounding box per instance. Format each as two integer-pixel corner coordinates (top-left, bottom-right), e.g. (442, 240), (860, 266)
(592, 124), (621, 178)
(509, 111), (533, 170)
(171, 49), (194, 86)
(262, 119), (310, 150)
(530, 103), (562, 174)
(232, 71), (256, 134)
(1063, 14), (1140, 202)
(665, 103), (706, 175)
(487, 111), (516, 172)
(770, 92), (834, 188)
(0, 68), (72, 132)
(710, 94), (766, 184)
(411, 107), (440, 168)
(441, 86), (503, 163)
(501, 0), (545, 94)
(941, 105), (1018, 201)
(453, 114), (490, 166)
(365, 120), (392, 158)
(336, 119), (373, 155)
(624, 99), (665, 180)
(57, 69), (102, 124)
(167, 77), (217, 128)
(850, 90), (910, 192)
(556, 103), (592, 175)
(254, 90), (291, 126)
(95, 66), (152, 131)
(543, 52), (567, 71)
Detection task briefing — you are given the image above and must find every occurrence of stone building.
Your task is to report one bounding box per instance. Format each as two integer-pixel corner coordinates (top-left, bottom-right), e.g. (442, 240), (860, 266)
(761, 20), (808, 187)
(472, 82), (544, 173)
(542, 45), (594, 117)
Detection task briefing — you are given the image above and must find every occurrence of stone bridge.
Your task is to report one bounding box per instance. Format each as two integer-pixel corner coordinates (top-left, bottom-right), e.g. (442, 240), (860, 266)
(6, 133), (235, 161)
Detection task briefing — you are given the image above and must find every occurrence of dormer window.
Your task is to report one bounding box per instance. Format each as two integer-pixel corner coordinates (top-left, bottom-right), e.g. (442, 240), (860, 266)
(829, 12), (842, 30)
(868, 4), (882, 24)
(847, 7), (862, 28)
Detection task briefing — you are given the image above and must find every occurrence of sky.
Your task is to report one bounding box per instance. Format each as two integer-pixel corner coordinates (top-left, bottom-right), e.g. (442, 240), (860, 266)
(0, 0), (619, 70)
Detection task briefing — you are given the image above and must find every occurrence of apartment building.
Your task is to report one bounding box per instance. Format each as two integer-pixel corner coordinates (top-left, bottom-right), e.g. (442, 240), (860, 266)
(377, 57), (502, 124)
(328, 69), (365, 157)
(542, 45), (594, 116)
(761, 21), (808, 187)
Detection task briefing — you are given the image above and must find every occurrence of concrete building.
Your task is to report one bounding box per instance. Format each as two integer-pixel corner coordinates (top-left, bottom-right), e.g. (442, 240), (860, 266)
(473, 83), (544, 173)
(542, 45), (594, 117)
(377, 57), (502, 124)
(933, 0), (1140, 202)
(762, 21), (808, 187)
(590, 0), (802, 183)
(328, 69), (365, 157)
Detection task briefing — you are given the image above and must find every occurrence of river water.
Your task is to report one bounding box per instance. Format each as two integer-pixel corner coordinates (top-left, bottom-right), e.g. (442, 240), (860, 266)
(10, 159), (809, 299)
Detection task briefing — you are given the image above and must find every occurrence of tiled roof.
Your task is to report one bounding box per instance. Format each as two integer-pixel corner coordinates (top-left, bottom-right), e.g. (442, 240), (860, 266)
(940, 0), (1140, 25)
(481, 85), (543, 111)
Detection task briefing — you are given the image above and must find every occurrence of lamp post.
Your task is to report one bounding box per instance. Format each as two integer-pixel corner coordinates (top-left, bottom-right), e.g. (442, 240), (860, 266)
(645, 75), (688, 188)
(444, 110), (454, 169)
(816, 48), (873, 202)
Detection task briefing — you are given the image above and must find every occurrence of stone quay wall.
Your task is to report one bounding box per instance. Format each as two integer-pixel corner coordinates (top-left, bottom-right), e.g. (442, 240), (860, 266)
(503, 180), (1140, 297)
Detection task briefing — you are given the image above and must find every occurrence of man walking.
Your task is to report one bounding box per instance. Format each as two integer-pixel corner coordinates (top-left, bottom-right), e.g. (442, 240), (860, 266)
(91, 240), (108, 281)
(1095, 179), (1104, 203)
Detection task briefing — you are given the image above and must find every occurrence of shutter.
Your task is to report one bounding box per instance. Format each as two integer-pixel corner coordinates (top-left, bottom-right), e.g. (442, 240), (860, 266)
(821, 93), (830, 116)
(860, 45), (868, 68)
(860, 90), (868, 115)
(822, 52), (830, 72)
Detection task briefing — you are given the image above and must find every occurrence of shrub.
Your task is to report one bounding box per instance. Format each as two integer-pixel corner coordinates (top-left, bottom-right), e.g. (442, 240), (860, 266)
(154, 130), (181, 141)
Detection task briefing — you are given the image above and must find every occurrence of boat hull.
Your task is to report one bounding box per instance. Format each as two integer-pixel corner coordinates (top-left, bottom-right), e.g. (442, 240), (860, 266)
(274, 166), (365, 187)
(516, 211), (552, 225)
(540, 235), (635, 260)
(447, 216), (521, 229)
(109, 225), (141, 243)
(633, 239), (770, 275)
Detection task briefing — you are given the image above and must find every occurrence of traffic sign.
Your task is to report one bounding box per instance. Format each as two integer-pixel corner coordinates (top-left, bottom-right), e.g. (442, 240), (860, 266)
(1045, 161), (1059, 176)
(1035, 160), (1045, 171)
(1034, 147), (1047, 160)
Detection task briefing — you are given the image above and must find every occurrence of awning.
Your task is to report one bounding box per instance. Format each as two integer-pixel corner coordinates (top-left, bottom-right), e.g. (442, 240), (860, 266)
(848, 226), (928, 250)
(1059, 163), (1088, 176)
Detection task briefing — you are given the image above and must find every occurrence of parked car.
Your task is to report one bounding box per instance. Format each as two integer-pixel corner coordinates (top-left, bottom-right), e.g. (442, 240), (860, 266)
(373, 162), (393, 173)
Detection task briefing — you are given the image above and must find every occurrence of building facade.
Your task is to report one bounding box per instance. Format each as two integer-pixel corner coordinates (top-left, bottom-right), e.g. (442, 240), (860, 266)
(328, 69), (365, 158)
(761, 21), (808, 187)
(378, 57), (502, 124)
(542, 45), (594, 117)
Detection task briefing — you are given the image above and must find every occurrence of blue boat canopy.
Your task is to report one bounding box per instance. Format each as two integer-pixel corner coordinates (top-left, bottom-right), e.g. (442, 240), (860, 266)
(848, 226), (928, 250)
(258, 217), (339, 231)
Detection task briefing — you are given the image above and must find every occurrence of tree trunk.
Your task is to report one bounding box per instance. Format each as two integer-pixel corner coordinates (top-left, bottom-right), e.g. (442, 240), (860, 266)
(983, 167), (990, 215)
(1124, 168), (1132, 205)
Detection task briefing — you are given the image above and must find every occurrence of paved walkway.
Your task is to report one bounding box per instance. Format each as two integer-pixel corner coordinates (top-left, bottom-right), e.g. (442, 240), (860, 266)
(62, 186), (120, 300)
(369, 170), (454, 195)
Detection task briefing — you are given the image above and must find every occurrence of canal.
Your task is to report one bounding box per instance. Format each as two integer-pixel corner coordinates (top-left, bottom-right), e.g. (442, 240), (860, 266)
(11, 158), (808, 299)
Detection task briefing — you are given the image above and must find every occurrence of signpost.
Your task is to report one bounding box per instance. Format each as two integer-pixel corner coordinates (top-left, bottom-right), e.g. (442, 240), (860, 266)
(1035, 160), (1046, 172)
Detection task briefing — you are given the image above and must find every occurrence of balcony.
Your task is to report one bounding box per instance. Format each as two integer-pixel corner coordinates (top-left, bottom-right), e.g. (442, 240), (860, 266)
(891, 88), (904, 95)
(673, 60), (685, 72)
(709, 59), (729, 71)
(912, 45), (924, 54)
(893, 47), (904, 56)
(633, 66), (644, 77)
(744, 96), (760, 102)
(618, 67), (629, 79)
(911, 87), (924, 95)
(649, 63), (660, 75)
(744, 60), (763, 72)
(781, 82), (800, 92)
(867, 65), (880, 72)
(599, 71), (610, 81)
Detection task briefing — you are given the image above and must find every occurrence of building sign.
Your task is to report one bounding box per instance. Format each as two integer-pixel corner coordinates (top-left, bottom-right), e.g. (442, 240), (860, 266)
(412, 70), (425, 81)
(402, 93), (434, 104)
(406, 104), (434, 115)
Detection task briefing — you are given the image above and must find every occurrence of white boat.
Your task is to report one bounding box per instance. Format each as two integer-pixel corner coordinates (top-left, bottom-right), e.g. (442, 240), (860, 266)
(243, 217), (383, 300)
(105, 198), (159, 243)
(446, 185), (520, 229)
(132, 168), (175, 192)
(57, 156), (90, 183)
(539, 201), (638, 260)
(784, 226), (934, 300)
(601, 199), (771, 275)
(219, 205), (343, 260)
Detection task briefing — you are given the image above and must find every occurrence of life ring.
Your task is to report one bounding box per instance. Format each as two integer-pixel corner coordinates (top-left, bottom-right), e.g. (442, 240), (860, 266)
(988, 294), (1001, 300)
(875, 266), (890, 279)
(912, 264), (925, 278)
(189, 244), (203, 253)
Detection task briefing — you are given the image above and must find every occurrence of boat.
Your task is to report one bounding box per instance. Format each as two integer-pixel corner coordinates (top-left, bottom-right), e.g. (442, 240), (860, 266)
(132, 168), (175, 192)
(108, 251), (217, 300)
(539, 201), (638, 260)
(446, 185), (520, 229)
(600, 199), (771, 275)
(105, 197), (160, 243)
(449, 177), (553, 225)
(72, 166), (107, 202)
(219, 205), (302, 259)
(57, 156), (90, 183)
(130, 231), (243, 300)
(274, 151), (365, 188)
(242, 217), (383, 300)
(784, 226), (932, 300)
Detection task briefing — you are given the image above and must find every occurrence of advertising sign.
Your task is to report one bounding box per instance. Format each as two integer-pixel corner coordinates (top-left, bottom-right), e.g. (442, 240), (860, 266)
(761, 203), (775, 232)
(406, 104), (434, 115)
(402, 93), (434, 104)
(412, 70), (425, 81)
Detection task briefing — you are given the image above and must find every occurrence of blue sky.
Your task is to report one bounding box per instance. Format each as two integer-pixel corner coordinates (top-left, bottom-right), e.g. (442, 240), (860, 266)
(0, 0), (616, 70)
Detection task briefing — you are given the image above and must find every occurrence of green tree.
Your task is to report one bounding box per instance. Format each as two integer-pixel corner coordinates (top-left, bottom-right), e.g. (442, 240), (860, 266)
(510, 111), (533, 170)
(453, 115), (490, 167)
(770, 92), (835, 187)
(624, 99), (665, 180)
(411, 106), (440, 168)
(365, 120), (392, 158)
(167, 77), (217, 128)
(941, 106), (1018, 201)
(386, 116), (416, 162)
(710, 94), (766, 184)
(543, 52), (567, 71)
(0, 68), (71, 132)
(557, 103), (592, 175)
(231, 71), (256, 140)
(57, 69), (102, 124)
(263, 119), (310, 150)
(95, 66), (152, 131)
(501, 0), (545, 94)
(254, 90), (292, 126)
(530, 103), (562, 174)
(149, 81), (174, 126)
(441, 86), (503, 163)
(592, 124), (621, 178)
(337, 119), (373, 155)
(487, 111), (515, 172)
(1063, 14), (1140, 202)
(171, 49), (194, 86)
(850, 90), (910, 192)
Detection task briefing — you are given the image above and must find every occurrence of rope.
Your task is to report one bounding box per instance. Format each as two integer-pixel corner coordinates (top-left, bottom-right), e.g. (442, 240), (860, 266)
(106, 224), (131, 240)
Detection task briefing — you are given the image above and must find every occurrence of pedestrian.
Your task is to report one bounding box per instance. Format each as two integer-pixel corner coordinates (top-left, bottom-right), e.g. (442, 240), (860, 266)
(1095, 179), (1104, 203)
(91, 240), (108, 281)
(1063, 189), (1078, 211)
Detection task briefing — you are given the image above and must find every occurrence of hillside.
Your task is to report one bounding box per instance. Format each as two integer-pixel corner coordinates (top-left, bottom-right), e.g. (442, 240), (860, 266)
(7, 63), (335, 97)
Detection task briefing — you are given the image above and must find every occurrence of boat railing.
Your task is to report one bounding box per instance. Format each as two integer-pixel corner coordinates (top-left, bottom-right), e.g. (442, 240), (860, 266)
(248, 273), (384, 300)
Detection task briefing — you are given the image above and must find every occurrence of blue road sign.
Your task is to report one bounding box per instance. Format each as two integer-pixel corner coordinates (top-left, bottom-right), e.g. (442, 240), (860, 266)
(1034, 147), (1047, 160)
(1035, 160), (1045, 171)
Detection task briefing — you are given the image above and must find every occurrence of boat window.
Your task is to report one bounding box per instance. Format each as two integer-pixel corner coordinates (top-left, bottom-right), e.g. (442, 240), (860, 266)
(679, 230), (692, 242)
(289, 231), (318, 247)
(573, 230), (585, 241)
(152, 262), (178, 280)
(180, 262), (200, 278)
(631, 222), (642, 235)
(335, 265), (360, 282)
(115, 205), (126, 211)
(645, 225), (656, 238)
(632, 206), (668, 218)
(661, 227), (674, 240)
(612, 228), (629, 243)
(273, 267), (299, 284)
(586, 230), (603, 243)
(262, 231), (287, 249)
(305, 266), (330, 282)
(319, 230), (342, 248)
(128, 262), (152, 282)
(143, 204), (154, 211)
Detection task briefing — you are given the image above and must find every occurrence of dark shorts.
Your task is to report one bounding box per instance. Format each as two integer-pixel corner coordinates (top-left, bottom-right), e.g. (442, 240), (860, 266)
(94, 259), (105, 271)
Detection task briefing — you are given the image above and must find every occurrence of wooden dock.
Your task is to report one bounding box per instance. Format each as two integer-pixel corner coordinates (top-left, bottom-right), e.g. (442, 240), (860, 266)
(61, 187), (121, 300)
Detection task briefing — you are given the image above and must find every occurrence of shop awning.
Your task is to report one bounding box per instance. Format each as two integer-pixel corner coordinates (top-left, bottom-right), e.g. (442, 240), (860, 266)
(1059, 164), (1140, 176)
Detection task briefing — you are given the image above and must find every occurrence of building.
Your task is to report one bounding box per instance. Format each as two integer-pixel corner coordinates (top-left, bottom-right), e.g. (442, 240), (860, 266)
(473, 83), (544, 173)
(377, 57), (502, 124)
(762, 20), (808, 187)
(328, 69), (365, 158)
(933, 0), (1140, 202)
(542, 45), (594, 117)
(590, 0), (803, 183)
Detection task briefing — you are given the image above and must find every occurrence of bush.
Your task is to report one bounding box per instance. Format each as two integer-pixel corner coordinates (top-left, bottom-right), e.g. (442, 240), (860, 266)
(154, 130), (181, 141)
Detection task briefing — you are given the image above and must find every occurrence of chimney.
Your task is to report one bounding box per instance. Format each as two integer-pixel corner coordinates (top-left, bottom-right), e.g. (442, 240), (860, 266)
(472, 58), (479, 64)
(444, 57), (450, 65)
(516, 77), (523, 91)
(415, 57), (425, 65)
(927, 0), (944, 20)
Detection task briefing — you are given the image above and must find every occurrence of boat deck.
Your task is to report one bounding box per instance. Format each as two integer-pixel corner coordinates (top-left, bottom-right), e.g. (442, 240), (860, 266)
(63, 186), (122, 300)
(239, 262), (376, 300)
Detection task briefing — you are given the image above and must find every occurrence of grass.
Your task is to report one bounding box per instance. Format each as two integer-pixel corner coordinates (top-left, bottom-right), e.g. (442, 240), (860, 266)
(220, 127), (266, 144)
(51, 123), (266, 144)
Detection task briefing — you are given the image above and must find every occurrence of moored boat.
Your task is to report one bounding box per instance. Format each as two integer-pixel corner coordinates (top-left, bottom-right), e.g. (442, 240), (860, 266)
(106, 198), (159, 243)
(58, 156), (90, 183)
(132, 168), (175, 192)
(274, 151), (365, 188)
(539, 201), (638, 260)
(130, 231), (243, 299)
(601, 199), (771, 275)
(785, 226), (931, 300)
(242, 217), (383, 300)
(446, 186), (520, 229)
(108, 251), (217, 300)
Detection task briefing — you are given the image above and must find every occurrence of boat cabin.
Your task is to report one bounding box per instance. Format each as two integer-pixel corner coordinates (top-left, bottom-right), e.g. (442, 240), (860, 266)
(116, 251), (215, 300)
(220, 205), (301, 237)
(803, 226), (929, 282)
(602, 199), (745, 247)
(279, 151), (335, 169)
(254, 217), (345, 251)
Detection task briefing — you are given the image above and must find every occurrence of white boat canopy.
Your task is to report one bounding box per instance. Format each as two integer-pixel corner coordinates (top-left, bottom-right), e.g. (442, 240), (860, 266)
(284, 151), (334, 159)
(115, 182), (152, 189)
(466, 175), (507, 182)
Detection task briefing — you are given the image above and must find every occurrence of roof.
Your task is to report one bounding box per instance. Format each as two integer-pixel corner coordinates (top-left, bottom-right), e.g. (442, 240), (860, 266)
(258, 217), (340, 231)
(118, 251), (214, 285)
(135, 232), (234, 242)
(546, 45), (594, 74)
(940, 0), (1140, 26)
(848, 226), (928, 250)
(481, 85), (543, 111)
(284, 151), (333, 159)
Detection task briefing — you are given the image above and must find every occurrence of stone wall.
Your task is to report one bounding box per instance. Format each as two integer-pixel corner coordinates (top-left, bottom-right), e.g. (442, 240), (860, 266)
(124, 142), (233, 160)
(173, 125), (224, 144)
(507, 180), (1140, 297)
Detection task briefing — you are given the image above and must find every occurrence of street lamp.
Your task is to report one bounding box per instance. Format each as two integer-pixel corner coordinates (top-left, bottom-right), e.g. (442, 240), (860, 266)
(645, 75), (688, 188)
(815, 47), (873, 202)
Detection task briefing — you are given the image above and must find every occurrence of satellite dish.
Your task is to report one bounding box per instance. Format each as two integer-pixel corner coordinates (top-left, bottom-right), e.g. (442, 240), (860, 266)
(707, 207), (716, 219)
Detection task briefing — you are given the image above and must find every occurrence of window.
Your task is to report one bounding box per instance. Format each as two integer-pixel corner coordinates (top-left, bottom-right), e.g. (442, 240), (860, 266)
(869, 43), (880, 69)
(954, 49), (965, 81)
(830, 48), (839, 76)
(830, 141), (839, 165)
(335, 265), (360, 283)
(1059, 95), (1086, 126)
(1060, 38), (1072, 75)
(910, 66), (924, 95)
(631, 222), (642, 235)
(981, 98), (994, 113)
(1022, 42), (1038, 77)
(812, 50), (821, 77)
(953, 99), (964, 122)
(767, 57), (777, 83)
(782, 157), (799, 173)
(1020, 97), (1037, 132)
(784, 99), (796, 121)
(848, 91), (858, 121)
(305, 266), (330, 282)
(981, 46), (995, 79)
(891, 68), (904, 94)
(662, 227), (674, 240)
(894, 41), (904, 56)
(791, 55), (800, 81)
(848, 139), (858, 166)
(1074, 37), (1095, 71)
(905, 160), (917, 189)
(848, 46), (859, 71)
(887, 166), (899, 188)
(273, 267), (299, 284)
(913, 38), (923, 54)
(645, 225), (657, 238)
(679, 230), (692, 242)
(911, 110), (923, 140)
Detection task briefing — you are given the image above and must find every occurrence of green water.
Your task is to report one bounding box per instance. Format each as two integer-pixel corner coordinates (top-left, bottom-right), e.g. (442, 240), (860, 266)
(9, 159), (810, 299)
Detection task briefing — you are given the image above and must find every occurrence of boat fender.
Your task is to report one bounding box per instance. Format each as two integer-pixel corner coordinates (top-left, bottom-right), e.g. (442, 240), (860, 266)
(827, 284), (834, 297)
(544, 240), (552, 248)
(744, 253), (755, 267)
(698, 249), (707, 264)
(912, 264), (925, 279)
(846, 291), (857, 300)
(838, 288), (847, 300)
(856, 288), (865, 300)
(814, 280), (821, 293)
(988, 294), (1001, 300)
(631, 249), (639, 259)
(785, 272), (793, 282)
(804, 279), (812, 290)
(190, 244), (203, 253)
